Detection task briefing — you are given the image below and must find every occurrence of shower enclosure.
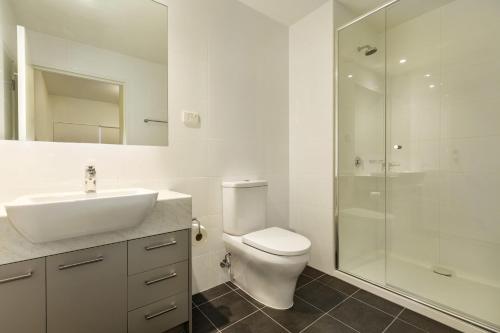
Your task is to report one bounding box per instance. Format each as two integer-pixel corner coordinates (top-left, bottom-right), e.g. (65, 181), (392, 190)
(335, 0), (500, 331)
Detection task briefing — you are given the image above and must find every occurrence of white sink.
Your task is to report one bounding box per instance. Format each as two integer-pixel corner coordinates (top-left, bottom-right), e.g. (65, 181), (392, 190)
(4, 188), (158, 243)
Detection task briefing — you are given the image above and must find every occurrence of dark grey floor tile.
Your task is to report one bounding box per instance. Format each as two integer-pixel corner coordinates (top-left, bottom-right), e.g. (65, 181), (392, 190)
(385, 319), (426, 333)
(399, 309), (461, 333)
(192, 307), (218, 333)
(262, 296), (323, 333)
(302, 266), (324, 279)
(329, 298), (394, 333)
(296, 274), (313, 289)
(295, 281), (347, 312)
(223, 311), (287, 333)
(193, 284), (233, 305)
(302, 315), (357, 333)
(225, 281), (239, 290)
(317, 275), (359, 295)
(199, 291), (256, 330)
(352, 289), (403, 316)
(235, 289), (265, 309)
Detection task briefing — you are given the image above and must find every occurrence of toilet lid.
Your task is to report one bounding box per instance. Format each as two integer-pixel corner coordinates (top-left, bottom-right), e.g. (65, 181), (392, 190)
(242, 227), (311, 256)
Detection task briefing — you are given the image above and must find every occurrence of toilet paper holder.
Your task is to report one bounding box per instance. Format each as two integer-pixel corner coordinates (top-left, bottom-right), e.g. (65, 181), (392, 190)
(192, 218), (203, 241)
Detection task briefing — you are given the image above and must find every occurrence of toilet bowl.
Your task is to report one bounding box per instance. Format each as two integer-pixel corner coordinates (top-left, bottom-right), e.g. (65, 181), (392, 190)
(222, 180), (311, 309)
(223, 227), (310, 309)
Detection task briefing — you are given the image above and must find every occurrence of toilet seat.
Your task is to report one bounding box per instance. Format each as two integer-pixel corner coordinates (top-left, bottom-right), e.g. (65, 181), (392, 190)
(242, 227), (311, 256)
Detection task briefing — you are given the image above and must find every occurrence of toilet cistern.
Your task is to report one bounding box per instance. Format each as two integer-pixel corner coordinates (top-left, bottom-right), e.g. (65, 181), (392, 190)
(85, 165), (97, 193)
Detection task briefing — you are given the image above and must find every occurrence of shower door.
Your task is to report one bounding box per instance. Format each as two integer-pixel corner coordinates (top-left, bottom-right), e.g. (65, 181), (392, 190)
(337, 0), (500, 331)
(337, 8), (387, 285)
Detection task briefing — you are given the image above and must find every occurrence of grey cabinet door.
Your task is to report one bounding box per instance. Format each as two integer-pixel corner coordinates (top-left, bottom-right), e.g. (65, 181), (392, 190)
(0, 258), (46, 333)
(46, 242), (127, 333)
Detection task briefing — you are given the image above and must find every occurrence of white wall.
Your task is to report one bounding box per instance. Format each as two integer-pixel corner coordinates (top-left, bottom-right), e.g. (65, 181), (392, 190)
(289, 1), (334, 274)
(0, 0), (289, 294)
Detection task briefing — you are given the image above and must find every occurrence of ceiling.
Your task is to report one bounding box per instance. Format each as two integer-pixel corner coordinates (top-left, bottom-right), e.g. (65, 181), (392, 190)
(8, 0), (167, 64)
(236, 0), (330, 26)
(41, 71), (120, 104)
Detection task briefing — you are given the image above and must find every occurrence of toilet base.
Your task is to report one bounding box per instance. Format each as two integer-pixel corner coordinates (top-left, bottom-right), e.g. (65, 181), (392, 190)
(223, 233), (309, 309)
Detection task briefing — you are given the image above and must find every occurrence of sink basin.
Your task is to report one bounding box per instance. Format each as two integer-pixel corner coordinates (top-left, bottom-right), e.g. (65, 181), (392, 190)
(5, 188), (158, 243)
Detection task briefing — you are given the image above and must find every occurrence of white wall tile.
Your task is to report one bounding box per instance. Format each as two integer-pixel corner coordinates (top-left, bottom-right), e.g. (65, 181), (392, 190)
(289, 1), (335, 274)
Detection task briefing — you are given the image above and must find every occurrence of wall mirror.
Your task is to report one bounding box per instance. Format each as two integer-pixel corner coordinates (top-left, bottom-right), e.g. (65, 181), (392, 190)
(0, 0), (168, 146)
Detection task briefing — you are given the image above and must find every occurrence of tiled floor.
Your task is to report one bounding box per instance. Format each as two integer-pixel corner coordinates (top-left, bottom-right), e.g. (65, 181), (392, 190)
(191, 267), (462, 333)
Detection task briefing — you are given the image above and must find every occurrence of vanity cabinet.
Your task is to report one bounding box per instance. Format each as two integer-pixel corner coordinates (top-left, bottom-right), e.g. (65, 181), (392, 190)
(0, 229), (191, 333)
(0, 258), (46, 333)
(127, 230), (190, 333)
(46, 242), (127, 333)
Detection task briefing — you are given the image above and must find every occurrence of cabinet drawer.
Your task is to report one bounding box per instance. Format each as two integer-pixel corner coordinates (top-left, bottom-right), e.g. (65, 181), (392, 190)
(128, 230), (188, 275)
(0, 258), (46, 333)
(47, 242), (127, 333)
(128, 261), (189, 311)
(128, 291), (188, 333)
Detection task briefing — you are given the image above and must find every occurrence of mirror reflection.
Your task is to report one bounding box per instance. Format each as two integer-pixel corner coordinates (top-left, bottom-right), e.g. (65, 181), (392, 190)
(0, 0), (168, 146)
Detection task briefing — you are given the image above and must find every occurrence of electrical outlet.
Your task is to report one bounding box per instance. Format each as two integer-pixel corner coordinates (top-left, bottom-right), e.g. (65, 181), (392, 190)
(182, 111), (201, 128)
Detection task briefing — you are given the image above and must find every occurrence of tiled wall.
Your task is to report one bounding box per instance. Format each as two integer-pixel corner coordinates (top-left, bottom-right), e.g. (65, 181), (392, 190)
(0, 0), (289, 293)
(289, 1), (335, 275)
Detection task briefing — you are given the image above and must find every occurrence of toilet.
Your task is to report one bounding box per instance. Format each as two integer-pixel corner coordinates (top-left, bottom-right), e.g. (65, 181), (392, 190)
(222, 180), (311, 309)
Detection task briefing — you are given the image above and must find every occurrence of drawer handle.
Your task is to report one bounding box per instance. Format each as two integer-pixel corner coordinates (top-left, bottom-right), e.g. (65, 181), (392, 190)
(58, 256), (104, 270)
(144, 272), (177, 286)
(0, 271), (33, 284)
(144, 240), (177, 251)
(145, 304), (177, 320)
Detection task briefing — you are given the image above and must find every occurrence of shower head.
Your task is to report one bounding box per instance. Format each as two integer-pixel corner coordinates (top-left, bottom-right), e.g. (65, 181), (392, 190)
(357, 45), (378, 56)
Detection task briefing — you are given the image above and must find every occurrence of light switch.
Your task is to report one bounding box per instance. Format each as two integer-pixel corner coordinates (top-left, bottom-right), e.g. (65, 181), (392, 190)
(182, 111), (201, 128)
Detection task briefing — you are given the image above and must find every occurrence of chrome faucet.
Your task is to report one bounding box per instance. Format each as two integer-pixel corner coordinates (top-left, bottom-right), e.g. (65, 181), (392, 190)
(84, 165), (97, 193)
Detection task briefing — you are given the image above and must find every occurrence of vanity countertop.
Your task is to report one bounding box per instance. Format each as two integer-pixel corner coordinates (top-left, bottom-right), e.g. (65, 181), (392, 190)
(0, 190), (192, 266)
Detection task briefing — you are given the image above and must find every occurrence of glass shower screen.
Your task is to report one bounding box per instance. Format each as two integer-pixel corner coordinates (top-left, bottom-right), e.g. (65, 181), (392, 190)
(336, 0), (500, 331)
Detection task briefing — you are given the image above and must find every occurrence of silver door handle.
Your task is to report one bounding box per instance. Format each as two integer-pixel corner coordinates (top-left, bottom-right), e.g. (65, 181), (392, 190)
(144, 272), (177, 286)
(58, 256), (104, 270)
(0, 271), (33, 284)
(145, 304), (177, 320)
(145, 240), (177, 251)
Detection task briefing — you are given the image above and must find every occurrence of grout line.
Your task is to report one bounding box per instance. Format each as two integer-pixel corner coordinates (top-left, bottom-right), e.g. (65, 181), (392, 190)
(219, 309), (259, 332)
(195, 289), (236, 307)
(233, 288), (266, 310)
(299, 312), (361, 333)
(296, 273), (325, 291)
(396, 315), (432, 333)
(301, 271), (325, 279)
(293, 290), (361, 333)
(294, 294), (329, 313)
(349, 294), (402, 318)
(258, 309), (292, 333)
(299, 313), (329, 333)
(322, 293), (364, 332)
(295, 286), (358, 315)
(314, 278), (360, 297)
(382, 308), (405, 333)
(195, 304), (222, 333)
